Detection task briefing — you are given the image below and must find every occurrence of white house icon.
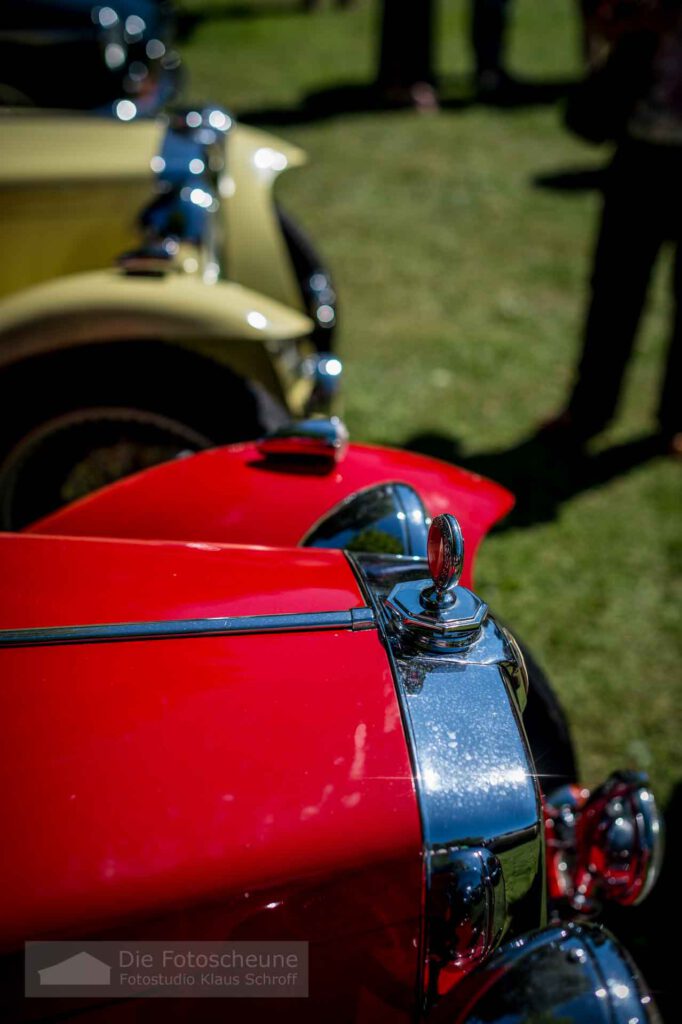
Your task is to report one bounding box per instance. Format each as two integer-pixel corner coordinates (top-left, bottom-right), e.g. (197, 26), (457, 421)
(38, 951), (111, 986)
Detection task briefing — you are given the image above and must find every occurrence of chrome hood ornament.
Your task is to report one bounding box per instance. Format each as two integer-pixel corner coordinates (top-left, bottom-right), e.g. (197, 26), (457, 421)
(385, 513), (488, 651)
(422, 512), (464, 606)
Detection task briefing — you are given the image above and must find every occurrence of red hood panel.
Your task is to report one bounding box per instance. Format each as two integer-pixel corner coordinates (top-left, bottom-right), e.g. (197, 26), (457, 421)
(0, 534), (421, 949)
(0, 532), (363, 630)
(28, 442), (514, 589)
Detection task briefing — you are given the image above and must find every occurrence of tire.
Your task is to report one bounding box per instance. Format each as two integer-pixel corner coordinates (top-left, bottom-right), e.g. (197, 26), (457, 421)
(520, 641), (579, 791)
(0, 341), (288, 530)
(276, 205), (338, 352)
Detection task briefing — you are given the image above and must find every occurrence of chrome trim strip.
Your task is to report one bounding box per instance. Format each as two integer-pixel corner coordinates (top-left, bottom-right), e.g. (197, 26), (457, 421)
(0, 607), (376, 649)
(347, 552), (544, 1010)
(347, 555), (540, 843)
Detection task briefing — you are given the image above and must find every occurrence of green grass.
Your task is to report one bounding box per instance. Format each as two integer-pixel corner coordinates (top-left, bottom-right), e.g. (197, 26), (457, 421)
(179, 0), (680, 804)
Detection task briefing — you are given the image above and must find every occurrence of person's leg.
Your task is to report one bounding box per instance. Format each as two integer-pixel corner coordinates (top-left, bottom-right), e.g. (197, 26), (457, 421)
(566, 145), (663, 437)
(471, 0), (512, 80)
(377, 0), (438, 108)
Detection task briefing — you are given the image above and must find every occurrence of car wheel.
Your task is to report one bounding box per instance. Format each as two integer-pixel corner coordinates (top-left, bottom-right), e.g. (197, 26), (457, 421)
(0, 341), (287, 530)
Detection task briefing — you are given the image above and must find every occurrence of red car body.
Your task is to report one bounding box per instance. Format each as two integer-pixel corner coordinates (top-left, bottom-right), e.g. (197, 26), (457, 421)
(0, 441), (661, 1022)
(23, 441), (514, 588)
(1, 533), (421, 1020)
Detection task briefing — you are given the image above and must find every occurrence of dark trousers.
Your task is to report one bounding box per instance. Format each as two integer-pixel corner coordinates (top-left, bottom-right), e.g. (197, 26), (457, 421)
(568, 140), (682, 437)
(377, 0), (436, 90)
(472, 0), (512, 75)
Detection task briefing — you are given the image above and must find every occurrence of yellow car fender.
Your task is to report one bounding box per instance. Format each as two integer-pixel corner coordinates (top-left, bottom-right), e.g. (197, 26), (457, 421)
(224, 124), (308, 312)
(0, 270), (315, 411)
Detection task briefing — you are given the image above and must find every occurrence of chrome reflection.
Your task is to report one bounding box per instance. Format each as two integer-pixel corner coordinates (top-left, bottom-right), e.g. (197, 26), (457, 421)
(303, 483), (430, 556)
(432, 922), (661, 1024)
(545, 771), (663, 914)
(348, 552), (543, 1007)
(121, 106), (232, 284)
(305, 269), (337, 340)
(426, 846), (506, 1003)
(0, 0), (178, 116)
(302, 352), (344, 416)
(258, 416), (349, 465)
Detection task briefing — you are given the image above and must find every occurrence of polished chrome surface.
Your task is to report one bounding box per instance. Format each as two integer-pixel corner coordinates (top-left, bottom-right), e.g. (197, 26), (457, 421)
(438, 922), (661, 1024)
(391, 621), (539, 846)
(385, 515), (488, 652)
(498, 626), (529, 712)
(305, 269), (337, 335)
(349, 550), (543, 1008)
(117, 240), (176, 276)
(302, 352), (343, 416)
(393, 482), (431, 557)
(0, 0), (178, 118)
(257, 415), (349, 464)
(425, 512), (464, 601)
(0, 606), (375, 649)
(102, 3), (180, 119)
(386, 578), (488, 652)
(302, 482), (430, 556)
(546, 771), (663, 913)
(427, 846), (506, 1002)
(122, 106), (232, 283)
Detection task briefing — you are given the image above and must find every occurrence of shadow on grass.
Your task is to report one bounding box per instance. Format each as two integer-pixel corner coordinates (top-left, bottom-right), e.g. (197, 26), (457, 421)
(237, 76), (576, 127)
(177, 2), (302, 40)
(533, 165), (608, 192)
(404, 430), (667, 532)
(233, 74), (573, 125)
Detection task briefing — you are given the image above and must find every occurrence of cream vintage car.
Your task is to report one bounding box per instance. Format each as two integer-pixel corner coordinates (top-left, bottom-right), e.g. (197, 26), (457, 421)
(0, 104), (339, 528)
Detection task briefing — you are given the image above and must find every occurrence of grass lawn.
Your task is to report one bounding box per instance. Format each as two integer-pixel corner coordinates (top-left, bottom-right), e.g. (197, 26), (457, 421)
(178, 0), (680, 807)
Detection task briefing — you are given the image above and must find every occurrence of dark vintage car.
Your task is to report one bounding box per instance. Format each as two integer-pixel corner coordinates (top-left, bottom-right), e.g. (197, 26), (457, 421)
(0, 422), (663, 1022)
(0, 0), (180, 114)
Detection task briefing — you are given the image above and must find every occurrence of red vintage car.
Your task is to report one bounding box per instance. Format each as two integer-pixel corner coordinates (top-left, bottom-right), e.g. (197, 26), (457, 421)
(0, 421), (663, 1022)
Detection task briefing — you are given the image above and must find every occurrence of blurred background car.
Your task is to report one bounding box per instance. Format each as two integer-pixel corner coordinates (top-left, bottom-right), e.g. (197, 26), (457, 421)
(0, 3), (339, 529)
(0, 0), (180, 114)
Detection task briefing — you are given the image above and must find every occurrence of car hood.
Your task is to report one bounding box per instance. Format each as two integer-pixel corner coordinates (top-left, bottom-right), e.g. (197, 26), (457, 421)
(29, 441), (514, 591)
(0, 533), (421, 949)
